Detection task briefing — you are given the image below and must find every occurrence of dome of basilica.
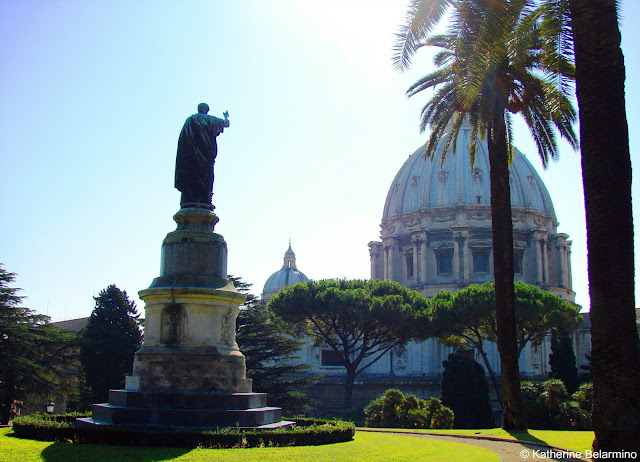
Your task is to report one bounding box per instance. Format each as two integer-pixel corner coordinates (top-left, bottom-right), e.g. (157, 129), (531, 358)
(369, 124), (575, 303)
(383, 125), (556, 222)
(262, 244), (309, 299)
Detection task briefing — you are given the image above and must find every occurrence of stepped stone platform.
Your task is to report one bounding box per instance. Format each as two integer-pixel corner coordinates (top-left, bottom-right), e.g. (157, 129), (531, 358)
(77, 206), (293, 431)
(77, 390), (291, 430)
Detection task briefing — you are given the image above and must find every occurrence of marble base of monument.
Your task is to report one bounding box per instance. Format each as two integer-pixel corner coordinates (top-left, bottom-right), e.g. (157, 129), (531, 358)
(77, 390), (285, 430)
(77, 207), (293, 431)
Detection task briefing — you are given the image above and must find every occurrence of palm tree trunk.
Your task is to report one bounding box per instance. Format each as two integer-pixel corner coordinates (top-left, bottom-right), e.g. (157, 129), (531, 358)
(569, 0), (640, 452)
(487, 120), (526, 430)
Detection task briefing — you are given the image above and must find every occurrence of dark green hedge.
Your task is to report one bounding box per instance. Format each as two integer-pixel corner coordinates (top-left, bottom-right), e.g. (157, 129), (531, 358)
(11, 414), (355, 448)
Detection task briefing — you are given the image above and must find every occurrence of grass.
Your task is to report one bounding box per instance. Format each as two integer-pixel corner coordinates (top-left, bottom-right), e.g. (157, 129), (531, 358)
(362, 428), (594, 454)
(0, 427), (499, 462)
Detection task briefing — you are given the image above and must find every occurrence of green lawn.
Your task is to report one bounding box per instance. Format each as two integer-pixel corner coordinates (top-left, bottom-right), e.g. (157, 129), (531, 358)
(362, 428), (594, 454)
(0, 427), (498, 462)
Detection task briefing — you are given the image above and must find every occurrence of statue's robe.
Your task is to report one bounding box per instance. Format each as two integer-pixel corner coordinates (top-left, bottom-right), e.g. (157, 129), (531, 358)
(175, 113), (226, 205)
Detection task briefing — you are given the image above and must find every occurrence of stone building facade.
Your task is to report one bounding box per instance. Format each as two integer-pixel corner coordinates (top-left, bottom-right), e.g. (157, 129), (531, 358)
(262, 126), (590, 411)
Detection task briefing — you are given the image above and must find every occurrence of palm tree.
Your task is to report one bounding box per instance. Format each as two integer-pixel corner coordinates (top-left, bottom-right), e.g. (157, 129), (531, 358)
(527, 0), (639, 449)
(563, 0), (640, 453)
(394, 0), (578, 429)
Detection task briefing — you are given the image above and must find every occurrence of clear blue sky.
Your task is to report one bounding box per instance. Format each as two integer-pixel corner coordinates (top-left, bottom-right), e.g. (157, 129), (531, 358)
(1, 1), (639, 321)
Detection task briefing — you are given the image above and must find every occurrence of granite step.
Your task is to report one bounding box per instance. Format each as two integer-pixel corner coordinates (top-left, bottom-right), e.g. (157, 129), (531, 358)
(108, 389), (267, 410)
(91, 403), (282, 428)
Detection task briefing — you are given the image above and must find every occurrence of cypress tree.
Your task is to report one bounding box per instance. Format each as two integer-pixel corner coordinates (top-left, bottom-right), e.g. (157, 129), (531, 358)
(441, 353), (495, 429)
(549, 328), (579, 393)
(231, 277), (318, 416)
(80, 285), (142, 403)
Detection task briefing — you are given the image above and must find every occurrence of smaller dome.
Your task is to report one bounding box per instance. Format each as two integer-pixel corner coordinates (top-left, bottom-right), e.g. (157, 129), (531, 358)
(263, 243), (309, 296)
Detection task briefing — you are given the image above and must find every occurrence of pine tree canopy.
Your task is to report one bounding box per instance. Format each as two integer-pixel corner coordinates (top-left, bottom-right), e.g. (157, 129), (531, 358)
(0, 264), (76, 424)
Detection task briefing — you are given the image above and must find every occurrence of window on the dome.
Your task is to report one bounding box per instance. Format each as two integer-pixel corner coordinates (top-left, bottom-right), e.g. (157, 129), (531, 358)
(437, 252), (453, 275)
(473, 251), (490, 273)
(321, 348), (342, 367)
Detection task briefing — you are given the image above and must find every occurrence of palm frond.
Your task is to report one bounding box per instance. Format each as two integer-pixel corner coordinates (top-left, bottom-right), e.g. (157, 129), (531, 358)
(520, 101), (558, 168)
(440, 112), (465, 163)
(449, 111), (466, 161)
(433, 50), (454, 68)
(432, 113), (457, 164)
(543, 83), (579, 149)
(407, 69), (452, 97)
(538, 0), (574, 104)
(504, 111), (514, 163)
(424, 33), (455, 48)
(393, 0), (453, 72)
(468, 110), (481, 165)
(419, 84), (456, 133)
(402, 0), (577, 170)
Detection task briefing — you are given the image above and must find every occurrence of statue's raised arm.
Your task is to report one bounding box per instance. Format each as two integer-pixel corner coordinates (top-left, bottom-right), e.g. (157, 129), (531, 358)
(175, 103), (229, 208)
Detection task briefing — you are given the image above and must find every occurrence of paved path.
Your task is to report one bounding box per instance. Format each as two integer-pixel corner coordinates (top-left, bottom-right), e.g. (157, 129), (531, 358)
(358, 430), (586, 462)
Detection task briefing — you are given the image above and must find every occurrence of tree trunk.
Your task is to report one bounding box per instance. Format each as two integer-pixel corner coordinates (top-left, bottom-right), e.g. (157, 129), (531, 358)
(0, 373), (15, 425)
(569, 0), (640, 452)
(343, 369), (356, 409)
(476, 344), (503, 406)
(487, 121), (526, 430)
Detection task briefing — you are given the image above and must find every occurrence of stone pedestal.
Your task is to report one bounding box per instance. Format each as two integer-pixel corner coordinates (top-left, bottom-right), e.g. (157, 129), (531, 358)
(78, 207), (292, 430)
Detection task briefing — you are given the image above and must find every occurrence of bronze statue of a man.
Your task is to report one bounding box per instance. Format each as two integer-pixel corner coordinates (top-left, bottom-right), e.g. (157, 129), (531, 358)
(175, 103), (230, 207)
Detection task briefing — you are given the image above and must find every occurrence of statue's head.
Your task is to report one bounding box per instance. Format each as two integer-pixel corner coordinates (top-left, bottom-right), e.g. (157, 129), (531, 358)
(197, 103), (210, 114)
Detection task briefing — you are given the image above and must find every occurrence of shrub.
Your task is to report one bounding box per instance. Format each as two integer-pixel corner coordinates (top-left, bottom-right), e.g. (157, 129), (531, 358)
(11, 414), (76, 442)
(11, 413), (355, 448)
(520, 380), (592, 430)
(572, 382), (593, 412)
(336, 408), (365, 427)
(557, 400), (590, 430)
(406, 408), (431, 428)
(425, 398), (454, 429)
(540, 379), (569, 411)
(521, 381), (554, 429)
(364, 389), (454, 429)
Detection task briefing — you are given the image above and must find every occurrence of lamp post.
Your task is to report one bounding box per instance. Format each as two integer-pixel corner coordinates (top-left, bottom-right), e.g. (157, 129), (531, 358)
(46, 400), (55, 414)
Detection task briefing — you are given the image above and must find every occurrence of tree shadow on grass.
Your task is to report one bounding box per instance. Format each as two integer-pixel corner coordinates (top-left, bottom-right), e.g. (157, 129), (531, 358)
(40, 442), (192, 462)
(504, 429), (552, 446)
(501, 430), (586, 461)
(505, 430), (572, 446)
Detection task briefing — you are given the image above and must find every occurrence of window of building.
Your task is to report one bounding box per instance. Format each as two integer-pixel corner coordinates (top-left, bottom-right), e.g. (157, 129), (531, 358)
(321, 349), (342, 367)
(437, 252), (453, 275)
(473, 251), (490, 273)
(513, 249), (524, 274)
(405, 252), (414, 279)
